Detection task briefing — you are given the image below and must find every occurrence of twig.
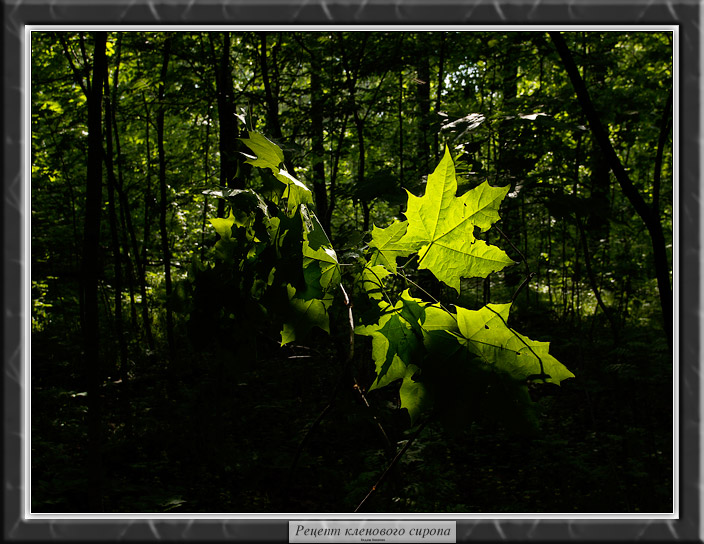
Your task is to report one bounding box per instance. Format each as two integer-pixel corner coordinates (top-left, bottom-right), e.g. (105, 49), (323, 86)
(354, 416), (432, 513)
(511, 272), (535, 303)
(495, 224), (530, 276)
(351, 377), (395, 457)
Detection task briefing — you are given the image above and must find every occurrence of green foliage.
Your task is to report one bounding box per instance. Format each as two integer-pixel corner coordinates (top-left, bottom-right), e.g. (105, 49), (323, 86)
(240, 132), (313, 213)
(355, 146), (573, 430)
(196, 133), (341, 346)
(30, 31), (672, 513)
(204, 132), (573, 432)
(396, 147), (515, 292)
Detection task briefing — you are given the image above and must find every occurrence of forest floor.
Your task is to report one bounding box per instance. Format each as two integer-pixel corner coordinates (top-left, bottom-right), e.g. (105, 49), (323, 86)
(31, 313), (672, 514)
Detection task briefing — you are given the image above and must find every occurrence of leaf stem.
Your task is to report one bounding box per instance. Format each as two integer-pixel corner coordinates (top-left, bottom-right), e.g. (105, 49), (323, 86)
(396, 270), (458, 324)
(363, 264), (397, 309)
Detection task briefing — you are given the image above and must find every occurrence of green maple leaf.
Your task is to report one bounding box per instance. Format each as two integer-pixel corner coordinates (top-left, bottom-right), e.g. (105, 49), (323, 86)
(355, 295), (422, 391)
(300, 205), (341, 300)
(455, 302), (574, 385)
(368, 220), (416, 273)
(240, 132), (312, 213)
(280, 284), (333, 345)
(359, 263), (392, 300)
(399, 146), (515, 292)
(399, 364), (431, 425)
(209, 210), (236, 241)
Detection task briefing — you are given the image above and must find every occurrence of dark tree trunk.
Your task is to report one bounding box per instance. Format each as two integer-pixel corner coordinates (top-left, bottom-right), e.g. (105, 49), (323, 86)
(415, 34), (431, 175)
(139, 94), (156, 351)
(434, 33), (445, 162)
(260, 32), (284, 142)
(259, 32), (297, 177)
(108, 36), (139, 338)
(80, 30), (108, 512)
(550, 31), (673, 349)
(102, 75), (129, 379)
(157, 36), (175, 361)
(310, 49), (330, 233)
(213, 32), (245, 203)
(338, 33), (370, 231)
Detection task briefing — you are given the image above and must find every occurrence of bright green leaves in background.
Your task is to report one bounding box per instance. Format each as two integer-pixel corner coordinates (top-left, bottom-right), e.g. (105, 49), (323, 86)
(205, 132), (572, 433)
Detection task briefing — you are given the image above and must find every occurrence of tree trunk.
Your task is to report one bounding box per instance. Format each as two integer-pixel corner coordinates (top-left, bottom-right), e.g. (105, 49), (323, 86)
(139, 94), (156, 352)
(338, 34), (370, 231)
(102, 76), (129, 379)
(310, 48), (330, 234)
(108, 36), (139, 338)
(260, 32), (284, 142)
(434, 33), (445, 162)
(415, 34), (431, 175)
(213, 33), (245, 198)
(157, 36), (175, 361)
(80, 30), (108, 512)
(550, 31), (673, 349)
(259, 32), (297, 177)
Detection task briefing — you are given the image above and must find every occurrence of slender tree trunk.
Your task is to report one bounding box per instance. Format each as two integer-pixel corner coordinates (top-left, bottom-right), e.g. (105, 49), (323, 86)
(80, 30), (108, 512)
(201, 107), (212, 261)
(213, 33), (245, 195)
(550, 31), (673, 348)
(109, 36), (139, 337)
(157, 36), (175, 361)
(310, 48), (330, 233)
(338, 34), (370, 231)
(104, 53), (135, 436)
(415, 34), (431, 175)
(140, 95), (156, 351)
(576, 217), (618, 341)
(102, 77), (129, 379)
(259, 32), (282, 140)
(547, 210), (553, 306)
(398, 67), (405, 199)
(259, 32), (296, 176)
(325, 112), (349, 235)
(434, 33), (445, 162)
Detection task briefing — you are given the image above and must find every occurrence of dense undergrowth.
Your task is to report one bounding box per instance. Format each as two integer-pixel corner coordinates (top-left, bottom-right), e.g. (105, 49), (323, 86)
(32, 308), (671, 514)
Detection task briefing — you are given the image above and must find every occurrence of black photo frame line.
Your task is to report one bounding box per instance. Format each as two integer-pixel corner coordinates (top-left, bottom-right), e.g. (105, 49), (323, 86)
(5, 0), (698, 541)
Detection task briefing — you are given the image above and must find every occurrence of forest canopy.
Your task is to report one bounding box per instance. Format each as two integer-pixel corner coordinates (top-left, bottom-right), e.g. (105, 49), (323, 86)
(31, 30), (673, 514)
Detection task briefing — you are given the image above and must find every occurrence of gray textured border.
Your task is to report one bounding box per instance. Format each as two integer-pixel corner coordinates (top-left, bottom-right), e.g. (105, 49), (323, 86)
(4, 0), (698, 541)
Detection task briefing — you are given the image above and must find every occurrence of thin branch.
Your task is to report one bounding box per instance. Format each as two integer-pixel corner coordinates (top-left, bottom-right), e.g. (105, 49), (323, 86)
(511, 272), (535, 304)
(575, 217), (619, 342)
(652, 86), (673, 217)
(495, 224), (529, 276)
(354, 416), (431, 513)
(287, 283), (395, 493)
(351, 377), (395, 457)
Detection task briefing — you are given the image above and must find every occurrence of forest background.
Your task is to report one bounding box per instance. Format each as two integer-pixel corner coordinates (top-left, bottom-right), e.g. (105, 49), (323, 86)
(31, 30), (673, 514)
